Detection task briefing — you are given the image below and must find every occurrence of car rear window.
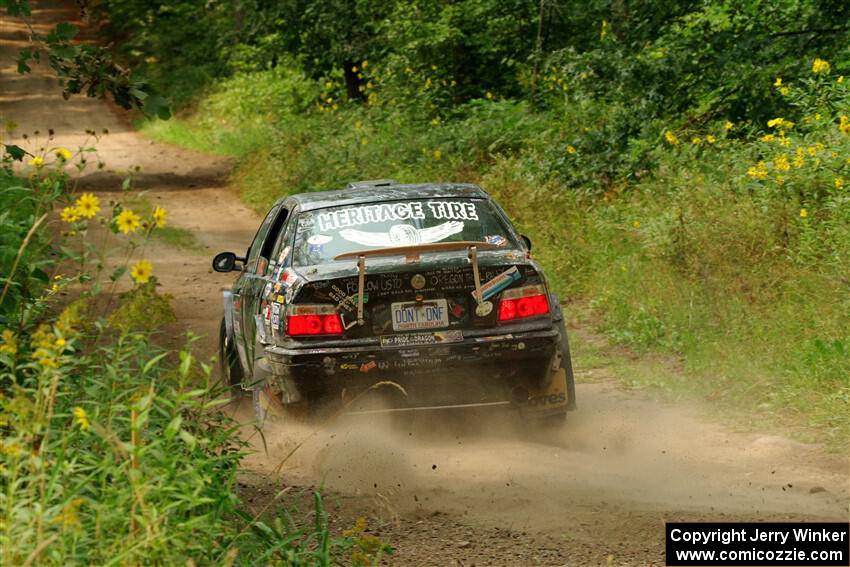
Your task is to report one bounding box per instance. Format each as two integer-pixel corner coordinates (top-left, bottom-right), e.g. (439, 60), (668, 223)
(292, 198), (516, 265)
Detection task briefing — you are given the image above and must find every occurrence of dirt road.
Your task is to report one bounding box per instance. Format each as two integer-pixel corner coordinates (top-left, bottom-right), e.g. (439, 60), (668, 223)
(2, 3), (847, 565)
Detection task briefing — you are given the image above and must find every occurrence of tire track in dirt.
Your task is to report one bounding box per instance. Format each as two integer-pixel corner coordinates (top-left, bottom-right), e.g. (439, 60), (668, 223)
(3, 3), (847, 565)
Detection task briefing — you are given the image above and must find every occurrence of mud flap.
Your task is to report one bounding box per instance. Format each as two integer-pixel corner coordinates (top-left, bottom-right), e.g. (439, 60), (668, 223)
(523, 366), (569, 417)
(522, 316), (576, 418)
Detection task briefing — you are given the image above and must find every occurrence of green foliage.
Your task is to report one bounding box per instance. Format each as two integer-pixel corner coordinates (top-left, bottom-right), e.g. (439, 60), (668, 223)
(108, 279), (176, 332)
(0, 147), (391, 565)
(2, 1), (168, 116)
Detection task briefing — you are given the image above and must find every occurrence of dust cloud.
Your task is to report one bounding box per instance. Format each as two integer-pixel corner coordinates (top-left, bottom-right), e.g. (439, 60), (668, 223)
(231, 382), (848, 535)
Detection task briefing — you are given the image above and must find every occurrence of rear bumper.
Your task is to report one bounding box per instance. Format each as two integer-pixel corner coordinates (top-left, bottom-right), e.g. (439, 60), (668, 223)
(263, 327), (560, 409)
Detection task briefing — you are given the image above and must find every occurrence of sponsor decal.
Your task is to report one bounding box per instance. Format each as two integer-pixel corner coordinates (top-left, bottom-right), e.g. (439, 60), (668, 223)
(527, 392), (567, 407)
(474, 301), (493, 317)
(271, 302), (281, 329)
(289, 304), (336, 315)
(307, 234), (333, 245)
(380, 330), (463, 347)
(277, 246), (291, 265)
(450, 301), (465, 318)
(330, 284), (368, 313)
(501, 284), (545, 300)
(410, 274), (426, 290)
(316, 200), (478, 232)
(340, 221), (464, 247)
(472, 266), (521, 302)
(359, 360), (377, 373)
(484, 234), (508, 247)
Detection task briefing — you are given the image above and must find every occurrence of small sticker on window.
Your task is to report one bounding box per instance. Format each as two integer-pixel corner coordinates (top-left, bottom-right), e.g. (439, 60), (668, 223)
(308, 234), (333, 245)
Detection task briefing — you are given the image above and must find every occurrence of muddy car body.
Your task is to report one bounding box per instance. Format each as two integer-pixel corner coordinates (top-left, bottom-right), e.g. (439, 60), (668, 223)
(214, 180), (576, 422)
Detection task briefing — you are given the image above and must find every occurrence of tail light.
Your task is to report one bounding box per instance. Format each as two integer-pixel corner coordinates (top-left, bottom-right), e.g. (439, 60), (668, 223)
(286, 305), (343, 336)
(498, 285), (550, 322)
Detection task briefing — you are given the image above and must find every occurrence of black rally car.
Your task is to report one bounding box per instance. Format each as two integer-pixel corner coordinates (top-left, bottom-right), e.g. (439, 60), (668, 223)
(213, 180), (576, 423)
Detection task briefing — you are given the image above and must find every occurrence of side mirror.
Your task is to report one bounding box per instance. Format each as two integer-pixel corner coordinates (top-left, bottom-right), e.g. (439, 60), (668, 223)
(520, 234), (532, 252)
(212, 252), (245, 273)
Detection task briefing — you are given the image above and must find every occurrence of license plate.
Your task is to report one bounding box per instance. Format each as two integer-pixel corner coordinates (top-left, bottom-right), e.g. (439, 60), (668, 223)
(391, 299), (449, 331)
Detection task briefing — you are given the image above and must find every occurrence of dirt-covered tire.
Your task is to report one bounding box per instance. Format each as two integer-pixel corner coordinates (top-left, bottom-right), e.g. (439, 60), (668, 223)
(219, 317), (244, 395)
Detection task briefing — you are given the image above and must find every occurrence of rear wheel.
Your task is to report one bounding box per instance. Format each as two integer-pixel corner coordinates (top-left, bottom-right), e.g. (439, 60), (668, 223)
(219, 317), (244, 395)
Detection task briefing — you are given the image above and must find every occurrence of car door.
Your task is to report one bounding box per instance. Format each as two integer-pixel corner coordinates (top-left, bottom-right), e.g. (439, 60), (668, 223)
(237, 203), (290, 378)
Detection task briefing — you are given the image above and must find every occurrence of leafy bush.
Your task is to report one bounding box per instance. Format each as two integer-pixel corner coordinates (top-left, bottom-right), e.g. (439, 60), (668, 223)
(0, 144), (392, 564)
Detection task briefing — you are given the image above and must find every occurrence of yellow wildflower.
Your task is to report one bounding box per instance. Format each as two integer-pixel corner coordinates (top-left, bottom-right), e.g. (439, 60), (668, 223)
(811, 58), (830, 74)
(835, 177), (844, 190)
(775, 176), (785, 186)
(600, 19), (608, 40)
(34, 351), (60, 368)
(54, 338), (66, 349)
(361, 60), (368, 69)
(664, 131), (679, 145)
(794, 148), (805, 168)
(152, 206), (167, 227)
(115, 209), (141, 234)
(60, 207), (80, 223)
(706, 135), (716, 144)
(1, 442), (22, 457)
(837, 76), (844, 83)
(691, 137), (702, 145)
(807, 146), (818, 157)
(774, 154), (790, 172)
(51, 498), (85, 529)
(767, 118), (794, 129)
(360, 138), (368, 146)
(73, 407), (90, 431)
(75, 193), (100, 218)
(433, 149), (442, 161)
(0, 329), (17, 355)
(29, 156), (44, 167)
(773, 77), (782, 87)
(760, 134), (775, 143)
(54, 147), (72, 161)
(130, 260), (153, 284)
(799, 208), (808, 218)
(32, 325), (53, 349)
(632, 220), (641, 229)
(839, 115), (850, 135)
(747, 161), (768, 180)
(780, 86), (791, 96)
(566, 145), (577, 154)
(724, 121), (733, 130)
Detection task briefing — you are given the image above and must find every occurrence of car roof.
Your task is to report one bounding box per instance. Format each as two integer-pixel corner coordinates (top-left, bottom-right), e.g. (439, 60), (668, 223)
(280, 182), (490, 212)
